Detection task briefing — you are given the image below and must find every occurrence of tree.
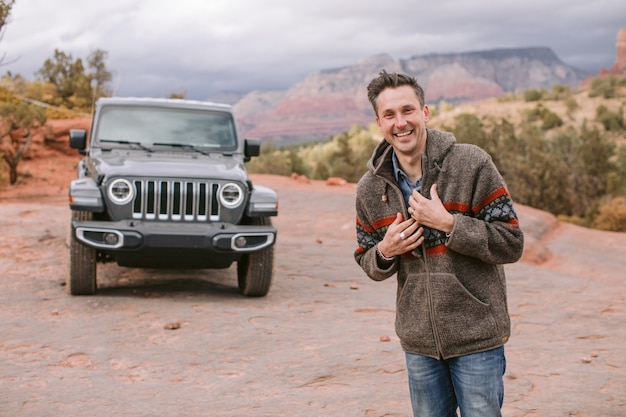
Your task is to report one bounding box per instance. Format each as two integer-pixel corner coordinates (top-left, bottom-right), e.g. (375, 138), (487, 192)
(501, 125), (571, 214)
(446, 113), (498, 161)
(0, 89), (47, 184)
(0, 0), (14, 32)
(37, 49), (84, 107)
(168, 89), (186, 99)
(488, 117), (518, 179)
(36, 49), (112, 110)
(569, 123), (615, 217)
(87, 49), (112, 98)
(0, 0), (16, 65)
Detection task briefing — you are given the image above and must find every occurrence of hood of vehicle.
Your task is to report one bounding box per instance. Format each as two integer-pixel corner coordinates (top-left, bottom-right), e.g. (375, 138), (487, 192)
(89, 149), (249, 183)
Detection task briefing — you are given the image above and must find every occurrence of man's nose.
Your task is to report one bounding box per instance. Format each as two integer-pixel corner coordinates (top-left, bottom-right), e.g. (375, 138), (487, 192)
(395, 115), (407, 127)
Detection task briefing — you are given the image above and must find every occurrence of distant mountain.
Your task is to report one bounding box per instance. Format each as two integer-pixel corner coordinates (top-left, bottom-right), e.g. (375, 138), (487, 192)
(230, 47), (589, 144)
(206, 91), (248, 106)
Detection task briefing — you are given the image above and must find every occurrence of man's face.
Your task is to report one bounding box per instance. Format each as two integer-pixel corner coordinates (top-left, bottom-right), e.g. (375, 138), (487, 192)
(375, 85), (429, 157)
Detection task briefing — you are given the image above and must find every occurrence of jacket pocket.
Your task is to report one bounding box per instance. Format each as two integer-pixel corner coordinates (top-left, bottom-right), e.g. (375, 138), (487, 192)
(395, 273), (437, 353)
(429, 273), (498, 349)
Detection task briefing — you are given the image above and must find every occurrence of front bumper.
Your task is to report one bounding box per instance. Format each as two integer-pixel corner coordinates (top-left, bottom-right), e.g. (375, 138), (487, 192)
(72, 219), (276, 253)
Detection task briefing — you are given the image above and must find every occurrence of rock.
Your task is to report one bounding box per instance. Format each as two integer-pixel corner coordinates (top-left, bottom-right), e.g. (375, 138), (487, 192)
(326, 177), (347, 186)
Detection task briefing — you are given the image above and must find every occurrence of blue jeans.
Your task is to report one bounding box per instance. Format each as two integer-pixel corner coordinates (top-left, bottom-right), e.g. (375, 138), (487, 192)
(405, 346), (506, 417)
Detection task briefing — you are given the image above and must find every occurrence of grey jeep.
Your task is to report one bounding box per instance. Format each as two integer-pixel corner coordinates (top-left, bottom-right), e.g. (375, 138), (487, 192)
(67, 97), (278, 297)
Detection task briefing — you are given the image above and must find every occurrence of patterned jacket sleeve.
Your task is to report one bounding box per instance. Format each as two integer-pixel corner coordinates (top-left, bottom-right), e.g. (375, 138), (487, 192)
(446, 151), (524, 265)
(354, 180), (399, 281)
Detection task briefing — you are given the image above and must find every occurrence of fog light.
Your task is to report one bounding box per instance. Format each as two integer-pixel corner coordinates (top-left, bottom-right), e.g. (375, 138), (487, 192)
(104, 232), (119, 245)
(234, 236), (247, 248)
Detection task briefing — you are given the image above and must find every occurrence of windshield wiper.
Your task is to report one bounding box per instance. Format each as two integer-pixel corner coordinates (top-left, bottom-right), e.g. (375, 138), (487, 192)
(153, 142), (210, 156)
(100, 139), (154, 153)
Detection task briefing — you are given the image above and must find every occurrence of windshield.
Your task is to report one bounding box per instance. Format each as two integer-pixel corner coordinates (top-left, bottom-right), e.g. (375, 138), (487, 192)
(94, 106), (237, 150)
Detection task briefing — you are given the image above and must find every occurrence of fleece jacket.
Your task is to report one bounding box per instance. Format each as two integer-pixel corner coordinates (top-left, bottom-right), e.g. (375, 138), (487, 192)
(354, 129), (524, 359)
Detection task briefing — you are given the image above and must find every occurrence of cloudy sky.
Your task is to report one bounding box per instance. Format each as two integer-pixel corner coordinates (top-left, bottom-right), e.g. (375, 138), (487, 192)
(2, 0), (625, 100)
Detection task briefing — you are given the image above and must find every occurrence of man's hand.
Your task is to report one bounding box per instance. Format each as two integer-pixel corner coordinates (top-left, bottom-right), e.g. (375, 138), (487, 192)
(408, 184), (455, 234)
(377, 213), (424, 259)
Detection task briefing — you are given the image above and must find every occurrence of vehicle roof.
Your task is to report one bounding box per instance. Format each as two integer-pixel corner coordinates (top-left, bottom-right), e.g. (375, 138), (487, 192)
(96, 97), (233, 112)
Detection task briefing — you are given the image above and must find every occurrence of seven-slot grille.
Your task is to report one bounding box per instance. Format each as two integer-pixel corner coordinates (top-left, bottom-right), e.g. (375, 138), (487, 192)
(132, 179), (221, 221)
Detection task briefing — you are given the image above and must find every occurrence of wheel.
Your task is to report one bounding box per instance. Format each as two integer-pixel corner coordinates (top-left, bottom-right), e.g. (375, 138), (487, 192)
(68, 210), (97, 295)
(237, 217), (274, 297)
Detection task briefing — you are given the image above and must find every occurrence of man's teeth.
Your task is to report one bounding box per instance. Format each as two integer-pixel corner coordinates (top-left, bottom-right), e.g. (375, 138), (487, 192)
(396, 131), (412, 137)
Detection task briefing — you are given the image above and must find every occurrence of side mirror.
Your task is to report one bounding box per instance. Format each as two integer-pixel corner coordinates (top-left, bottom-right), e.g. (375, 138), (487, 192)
(244, 138), (260, 162)
(69, 129), (87, 154)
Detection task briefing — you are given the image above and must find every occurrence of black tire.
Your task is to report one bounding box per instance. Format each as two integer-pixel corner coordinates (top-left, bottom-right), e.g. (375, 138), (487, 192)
(237, 217), (274, 297)
(68, 210), (97, 295)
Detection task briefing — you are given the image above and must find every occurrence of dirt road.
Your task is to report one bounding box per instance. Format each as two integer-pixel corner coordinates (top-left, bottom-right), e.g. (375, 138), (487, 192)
(1, 174), (624, 416)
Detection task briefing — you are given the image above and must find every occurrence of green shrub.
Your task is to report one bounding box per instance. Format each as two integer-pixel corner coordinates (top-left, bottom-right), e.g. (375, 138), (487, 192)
(565, 97), (579, 113)
(245, 141), (294, 177)
(541, 109), (563, 130)
(596, 105), (624, 131)
(246, 125), (378, 183)
(524, 104), (562, 129)
(497, 92), (517, 102)
(524, 89), (543, 102)
(523, 105), (542, 122)
(589, 76), (617, 99)
(550, 84), (571, 100)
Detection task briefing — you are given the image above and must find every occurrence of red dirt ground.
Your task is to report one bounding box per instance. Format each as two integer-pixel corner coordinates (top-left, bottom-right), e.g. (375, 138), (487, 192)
(1, 147), (624, 416)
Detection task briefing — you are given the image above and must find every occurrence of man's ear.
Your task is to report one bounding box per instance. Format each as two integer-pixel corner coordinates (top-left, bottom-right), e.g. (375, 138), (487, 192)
(423, 105), (430, 122)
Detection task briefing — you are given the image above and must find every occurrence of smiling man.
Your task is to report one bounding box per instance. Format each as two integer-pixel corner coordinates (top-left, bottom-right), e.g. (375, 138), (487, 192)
(354, 70), (524, 417)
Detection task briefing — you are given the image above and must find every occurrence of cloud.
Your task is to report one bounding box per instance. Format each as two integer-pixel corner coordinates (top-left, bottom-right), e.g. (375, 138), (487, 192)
(2, 0), (624, 100)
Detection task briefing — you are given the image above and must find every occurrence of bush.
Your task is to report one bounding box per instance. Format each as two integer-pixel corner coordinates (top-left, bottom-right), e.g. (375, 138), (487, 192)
(245, 141), (294, 177)
(565, 97), (579, 113)
(589, 76), (618, 99)
(550, 84), (571, 100)
(497, 92), (517, 102)
(592, 197), (626, 231)
(524, 105), (544, 122)
(607, 145), (626, 195)
(596, 104), (624, 131)
(524, 89), (544, 102)
(246, 125), (378, 183)
(524, 104), (563, 129)
(541, 109), (563, 130)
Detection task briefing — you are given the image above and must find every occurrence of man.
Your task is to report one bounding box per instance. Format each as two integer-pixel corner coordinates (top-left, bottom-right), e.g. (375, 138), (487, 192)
(354, 70), (524, 417)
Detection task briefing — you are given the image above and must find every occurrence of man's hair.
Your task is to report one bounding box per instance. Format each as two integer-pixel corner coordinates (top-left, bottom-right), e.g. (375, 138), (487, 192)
(367, 70), (425, 115)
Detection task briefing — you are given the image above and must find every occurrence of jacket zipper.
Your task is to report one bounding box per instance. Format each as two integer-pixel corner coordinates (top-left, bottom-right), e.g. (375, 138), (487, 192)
(419, 163), (444, 358)
(377, 170), (444, 358)
(424, 246), (443, 358)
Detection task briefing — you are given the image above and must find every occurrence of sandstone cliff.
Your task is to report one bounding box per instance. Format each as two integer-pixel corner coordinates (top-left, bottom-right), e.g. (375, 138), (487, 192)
(230, 47), (588, 144)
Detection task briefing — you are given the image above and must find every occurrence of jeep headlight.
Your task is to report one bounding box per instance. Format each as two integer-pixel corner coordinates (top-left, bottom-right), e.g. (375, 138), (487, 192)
(219, 183), (244, 208)
(108, 178), (134, 205)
